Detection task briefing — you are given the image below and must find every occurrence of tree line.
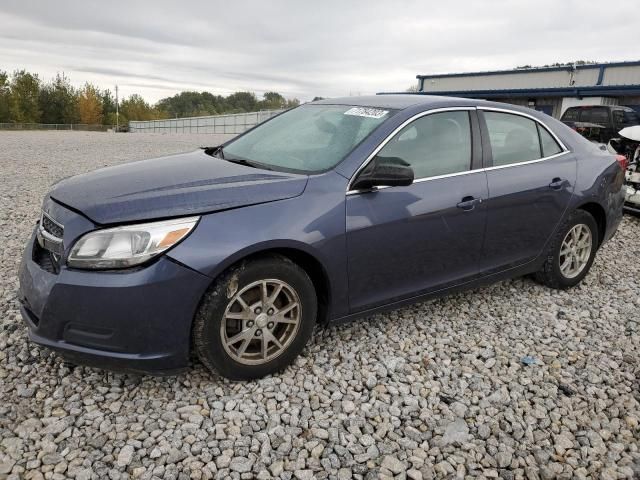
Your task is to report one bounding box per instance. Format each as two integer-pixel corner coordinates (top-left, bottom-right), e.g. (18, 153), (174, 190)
(0, 69), (300, 126)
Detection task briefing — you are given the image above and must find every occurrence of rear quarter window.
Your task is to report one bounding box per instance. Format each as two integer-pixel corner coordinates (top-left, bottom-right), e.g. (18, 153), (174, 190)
(538, 125), (563, 157)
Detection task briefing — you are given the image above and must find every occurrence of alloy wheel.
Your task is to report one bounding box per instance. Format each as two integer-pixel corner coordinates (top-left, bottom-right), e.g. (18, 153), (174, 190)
(559, 223), (592, 279)
(221, 279), (302, 365)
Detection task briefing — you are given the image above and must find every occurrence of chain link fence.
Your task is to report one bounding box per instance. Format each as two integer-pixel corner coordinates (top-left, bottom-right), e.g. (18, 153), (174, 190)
(129, 110), (284, 134)
(0, 123), (114, 132)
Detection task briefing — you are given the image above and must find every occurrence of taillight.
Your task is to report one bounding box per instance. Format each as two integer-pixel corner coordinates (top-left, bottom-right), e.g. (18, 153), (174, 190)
(616, 154), (628, 171)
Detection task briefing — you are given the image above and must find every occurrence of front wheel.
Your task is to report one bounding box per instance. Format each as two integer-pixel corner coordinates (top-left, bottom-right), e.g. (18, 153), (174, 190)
(534, 209), (599, 289)
(193, 255), (317, 380)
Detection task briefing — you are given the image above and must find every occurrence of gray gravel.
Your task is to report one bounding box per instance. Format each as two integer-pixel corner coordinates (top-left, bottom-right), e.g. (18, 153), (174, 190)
(1, 131), (639, 479)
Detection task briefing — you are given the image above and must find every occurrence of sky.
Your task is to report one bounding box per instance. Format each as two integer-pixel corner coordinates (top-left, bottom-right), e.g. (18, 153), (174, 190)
(0, 0), (638, 104)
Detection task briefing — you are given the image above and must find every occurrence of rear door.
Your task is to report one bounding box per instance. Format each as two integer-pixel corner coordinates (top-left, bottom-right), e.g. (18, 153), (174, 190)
(478, 109), (576, 272)
(345, 108), (488, 312)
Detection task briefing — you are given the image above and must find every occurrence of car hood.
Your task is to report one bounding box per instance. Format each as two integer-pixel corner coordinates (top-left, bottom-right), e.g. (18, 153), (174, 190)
(49, 150), (308, 225)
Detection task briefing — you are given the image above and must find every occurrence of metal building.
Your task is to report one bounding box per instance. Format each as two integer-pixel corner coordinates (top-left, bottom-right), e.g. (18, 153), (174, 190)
(415, 61), (640, 118)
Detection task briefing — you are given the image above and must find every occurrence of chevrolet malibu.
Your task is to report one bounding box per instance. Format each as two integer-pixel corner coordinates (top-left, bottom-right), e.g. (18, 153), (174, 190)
(18, 95), (624, 380)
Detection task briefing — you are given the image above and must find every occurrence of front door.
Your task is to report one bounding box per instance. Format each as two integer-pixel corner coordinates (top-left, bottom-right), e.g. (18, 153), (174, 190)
(478, 110), (576, 272)
(346, 109), (488, 312)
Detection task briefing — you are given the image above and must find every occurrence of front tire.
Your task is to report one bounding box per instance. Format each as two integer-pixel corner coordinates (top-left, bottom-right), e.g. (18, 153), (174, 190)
(193, 255), (317, 380)
(534, 209), (599, 289)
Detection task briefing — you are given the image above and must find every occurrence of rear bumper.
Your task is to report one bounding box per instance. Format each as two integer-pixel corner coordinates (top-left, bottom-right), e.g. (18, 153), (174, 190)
(18, 229), (211, 375)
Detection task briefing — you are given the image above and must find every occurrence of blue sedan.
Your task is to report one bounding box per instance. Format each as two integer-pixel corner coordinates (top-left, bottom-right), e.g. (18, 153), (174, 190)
(18, 95), (625, 379)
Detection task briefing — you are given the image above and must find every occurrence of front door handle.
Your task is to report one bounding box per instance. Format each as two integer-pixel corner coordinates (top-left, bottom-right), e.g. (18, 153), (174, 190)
(457, 196), (482, 211)
(549, 177), (565, 190)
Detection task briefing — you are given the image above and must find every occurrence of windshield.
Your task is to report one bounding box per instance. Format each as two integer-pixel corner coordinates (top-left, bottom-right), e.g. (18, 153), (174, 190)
(222, 104), (394, 173)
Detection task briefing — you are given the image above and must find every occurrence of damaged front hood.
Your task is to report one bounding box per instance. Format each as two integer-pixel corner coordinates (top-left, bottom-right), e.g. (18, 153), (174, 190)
(49, 150), (308, 225)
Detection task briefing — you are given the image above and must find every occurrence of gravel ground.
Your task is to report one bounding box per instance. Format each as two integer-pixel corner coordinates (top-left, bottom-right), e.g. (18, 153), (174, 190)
(0, 131), (639, 480)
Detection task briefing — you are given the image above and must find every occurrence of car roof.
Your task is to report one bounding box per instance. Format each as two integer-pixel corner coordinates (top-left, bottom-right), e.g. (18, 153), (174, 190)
(310, 94), (553, 116)
(311, 94), (479, 110)
(313, 93), (584, 133)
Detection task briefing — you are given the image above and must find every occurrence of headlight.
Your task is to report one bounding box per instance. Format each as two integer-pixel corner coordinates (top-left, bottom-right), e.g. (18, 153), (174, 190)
(67, 216), (199, 269)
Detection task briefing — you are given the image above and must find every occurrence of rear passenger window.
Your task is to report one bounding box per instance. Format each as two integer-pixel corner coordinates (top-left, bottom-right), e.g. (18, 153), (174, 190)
(484, 112), (542, 166)
(580, 108), (608, 124)
(376, 111), (472, 179)
(538, 125), (563, 157)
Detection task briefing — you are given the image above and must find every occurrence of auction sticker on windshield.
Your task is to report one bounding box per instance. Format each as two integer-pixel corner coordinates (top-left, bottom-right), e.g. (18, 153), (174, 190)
(344, 107), (389, 119)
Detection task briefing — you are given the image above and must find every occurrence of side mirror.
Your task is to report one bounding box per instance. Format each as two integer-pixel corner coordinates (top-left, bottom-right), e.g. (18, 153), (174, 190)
(352, 156), (414, 191)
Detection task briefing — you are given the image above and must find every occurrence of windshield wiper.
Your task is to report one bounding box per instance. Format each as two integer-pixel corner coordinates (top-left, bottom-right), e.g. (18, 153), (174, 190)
(224, 157), (273, 171)
(201, 145), (224, 159)
(202, 146), (273, 170)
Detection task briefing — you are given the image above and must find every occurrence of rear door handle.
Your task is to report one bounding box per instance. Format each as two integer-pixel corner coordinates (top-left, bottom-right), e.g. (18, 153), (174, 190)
(457, 196), (482, 211)
(549, 178), (565, 190)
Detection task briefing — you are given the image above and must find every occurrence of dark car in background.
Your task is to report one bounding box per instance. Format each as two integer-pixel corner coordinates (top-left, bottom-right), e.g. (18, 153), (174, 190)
(560, 105), (640, 143)
(18, 95), (625, 380)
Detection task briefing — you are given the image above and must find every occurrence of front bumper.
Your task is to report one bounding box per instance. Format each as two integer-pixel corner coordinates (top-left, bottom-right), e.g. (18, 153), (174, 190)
(18, 228), (211, 375)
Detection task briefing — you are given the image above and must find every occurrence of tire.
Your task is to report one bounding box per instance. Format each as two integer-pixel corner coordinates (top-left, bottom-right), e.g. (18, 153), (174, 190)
(193, 254), (317, 380)
(534, 209), (599, 289)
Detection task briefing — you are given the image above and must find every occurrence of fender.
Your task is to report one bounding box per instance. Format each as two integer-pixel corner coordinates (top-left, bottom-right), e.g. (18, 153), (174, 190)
(167, 171), (351, 319)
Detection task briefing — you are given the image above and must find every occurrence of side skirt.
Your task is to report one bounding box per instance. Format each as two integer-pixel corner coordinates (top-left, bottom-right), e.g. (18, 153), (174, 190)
(328, 259), (542, 326)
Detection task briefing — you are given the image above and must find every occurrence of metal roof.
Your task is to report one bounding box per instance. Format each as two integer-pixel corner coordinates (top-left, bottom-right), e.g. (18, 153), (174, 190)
(416, 61), (640, 80)
(395, 85), (640, 99)
(416, 61), (640, 94)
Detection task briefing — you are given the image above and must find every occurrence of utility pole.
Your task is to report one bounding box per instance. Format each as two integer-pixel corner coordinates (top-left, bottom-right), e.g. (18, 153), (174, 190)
(115, 85), (119, 132)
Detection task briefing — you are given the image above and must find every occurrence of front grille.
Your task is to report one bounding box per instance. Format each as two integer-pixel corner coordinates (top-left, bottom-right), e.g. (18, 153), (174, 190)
(42, 213), (64, 239)
(33, 240), (60, 274)
(35, 210), (64, 274)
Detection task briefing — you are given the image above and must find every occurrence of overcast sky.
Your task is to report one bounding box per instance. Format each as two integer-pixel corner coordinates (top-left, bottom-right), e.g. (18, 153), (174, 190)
(0, 0), (638, 103)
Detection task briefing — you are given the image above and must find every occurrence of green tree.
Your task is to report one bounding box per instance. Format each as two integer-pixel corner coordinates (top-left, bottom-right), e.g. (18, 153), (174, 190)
(39, 73), (78, 124)
(100, 89), (118, 125)
(225, 91), (258, 113)
(9, 70), (41, 123)
(285, 98), (300, 108)
(156, 91), (221, 118)
(154, 90), (298, 118)
(0, 71), (9, 122)
(120, 94), (167, 122)
(260, 91), (287, 110)
(119, 94), (145, 123)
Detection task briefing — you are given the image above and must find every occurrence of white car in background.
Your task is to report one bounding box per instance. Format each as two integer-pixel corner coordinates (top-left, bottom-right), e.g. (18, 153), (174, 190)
(611, 126), (640, 213)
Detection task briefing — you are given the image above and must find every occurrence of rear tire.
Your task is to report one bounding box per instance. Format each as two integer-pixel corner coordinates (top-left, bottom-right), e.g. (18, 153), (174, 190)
(534, 209), (599, 289)
(193, 254), (317, 380)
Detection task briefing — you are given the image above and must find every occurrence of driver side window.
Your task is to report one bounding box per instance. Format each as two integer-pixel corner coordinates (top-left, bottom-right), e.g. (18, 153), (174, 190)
(376, 111), (472, 179)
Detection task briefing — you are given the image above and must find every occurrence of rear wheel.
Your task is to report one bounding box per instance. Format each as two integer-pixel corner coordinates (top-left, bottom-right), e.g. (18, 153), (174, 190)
(193, 255), (317, 380)
(534, 209), (599, 289)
